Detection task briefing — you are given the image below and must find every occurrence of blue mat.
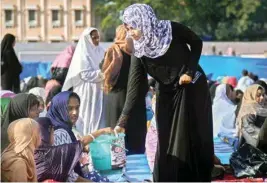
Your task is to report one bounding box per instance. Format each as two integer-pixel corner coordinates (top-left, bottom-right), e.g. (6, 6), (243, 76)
(101, 154), (152, 182)
(101, 141), (232, 181)
(214, 137), (234, 165)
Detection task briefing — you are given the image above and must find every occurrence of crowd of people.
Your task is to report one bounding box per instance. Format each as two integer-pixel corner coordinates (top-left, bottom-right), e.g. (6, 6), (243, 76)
(1, 3), (267, 182)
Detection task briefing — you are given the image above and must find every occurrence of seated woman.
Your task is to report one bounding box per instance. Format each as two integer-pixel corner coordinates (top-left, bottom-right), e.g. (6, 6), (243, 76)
(241, 114), (267, 151)
(236, 84), (267, 143)
(1, 93), (40, 151)
(1, 118), (41, 182)
(257, 117), (267, 153)
(47, 91), (112, 182)
(34, 117), (86, 182)
(212, 84), (237, 137)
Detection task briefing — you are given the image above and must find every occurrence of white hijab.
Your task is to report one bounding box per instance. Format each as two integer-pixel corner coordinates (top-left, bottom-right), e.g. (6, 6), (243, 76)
(28, 87), (46, 101)
(62, 27), (105, 91)
(212, 84), (237, 137)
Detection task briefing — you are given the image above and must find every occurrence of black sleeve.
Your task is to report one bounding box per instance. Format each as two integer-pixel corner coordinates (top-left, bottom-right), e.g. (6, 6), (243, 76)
(117, 56), (148, 128)
(1, 53), (9, 75)
(173, 22), (203, 76)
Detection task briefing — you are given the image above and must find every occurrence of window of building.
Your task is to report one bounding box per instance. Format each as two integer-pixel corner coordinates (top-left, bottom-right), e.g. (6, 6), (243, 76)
(75, 10), (83, 27)
(51, 40), (61, 43)
(28, 10), (37, 28)
(52, 10), (61, 27)
(28, 40), (38, 43)
(5, 10), (14, 28)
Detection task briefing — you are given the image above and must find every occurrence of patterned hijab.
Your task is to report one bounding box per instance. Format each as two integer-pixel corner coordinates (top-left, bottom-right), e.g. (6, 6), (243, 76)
(122, 4), (172, 58)
(102, 25), (131, 93)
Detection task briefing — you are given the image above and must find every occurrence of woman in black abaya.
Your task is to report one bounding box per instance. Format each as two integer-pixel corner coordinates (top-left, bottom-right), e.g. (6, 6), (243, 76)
(115, 4), (214, 182)
(1, 34), (22, 93)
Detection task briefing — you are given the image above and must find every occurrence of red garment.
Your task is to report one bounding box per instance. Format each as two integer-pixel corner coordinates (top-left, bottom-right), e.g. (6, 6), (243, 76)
(227, 77), (237, 88)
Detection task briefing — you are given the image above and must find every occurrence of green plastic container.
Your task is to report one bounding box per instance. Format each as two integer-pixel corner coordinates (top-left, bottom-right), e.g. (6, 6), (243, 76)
(90, 133), (126, 171)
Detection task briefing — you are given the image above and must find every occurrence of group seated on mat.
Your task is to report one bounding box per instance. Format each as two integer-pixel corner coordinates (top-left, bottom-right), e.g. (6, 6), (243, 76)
(145, 75), (267, 181)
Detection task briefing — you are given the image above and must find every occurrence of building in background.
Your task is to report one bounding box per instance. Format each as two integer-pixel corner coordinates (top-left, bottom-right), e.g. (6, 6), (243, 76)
(0, 0), (99, 42)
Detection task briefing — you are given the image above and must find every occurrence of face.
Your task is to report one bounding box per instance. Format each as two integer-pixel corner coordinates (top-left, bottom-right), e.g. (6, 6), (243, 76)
(226, 85), (236, 102)
(255, 89), (265, 104)
(12, 40), (16, 47)
(38, 101), (45, 113)
(28, 104), (40, 119)
(68, 96), (80, 125)
(90, 30), (100, 46)
(124, 24), (142, 41)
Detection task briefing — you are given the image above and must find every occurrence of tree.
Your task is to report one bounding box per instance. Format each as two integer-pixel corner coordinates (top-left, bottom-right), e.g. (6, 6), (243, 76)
(95, 0), (267, 41)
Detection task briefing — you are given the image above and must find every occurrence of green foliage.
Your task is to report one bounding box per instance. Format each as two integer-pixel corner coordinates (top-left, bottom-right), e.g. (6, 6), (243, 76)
(95, 0), (267, 41)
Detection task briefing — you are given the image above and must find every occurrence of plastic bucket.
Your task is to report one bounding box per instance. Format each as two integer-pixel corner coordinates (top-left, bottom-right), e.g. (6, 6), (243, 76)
(90, 133), (126, 171)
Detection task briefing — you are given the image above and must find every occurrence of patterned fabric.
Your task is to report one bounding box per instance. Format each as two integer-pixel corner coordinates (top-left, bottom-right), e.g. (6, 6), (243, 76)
(84, 171), (109, 182)
(122, 4), (172, 58)
(53, 128), (79, 182)
(54, 129), (73, 146)
(145, 125), (158, 172)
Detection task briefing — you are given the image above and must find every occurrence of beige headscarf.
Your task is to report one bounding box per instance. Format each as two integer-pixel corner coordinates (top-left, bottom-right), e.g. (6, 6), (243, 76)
(1, 118), (40, 182)
(102, 25), (132, 93)
(236, 84), (267, 136)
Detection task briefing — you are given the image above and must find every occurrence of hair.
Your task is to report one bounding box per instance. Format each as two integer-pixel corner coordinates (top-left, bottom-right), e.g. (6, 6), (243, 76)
(253, 75), (259, 82)
(228, 84), (234, 91)
(28, 93), (40, 108)
(90, 29), (98, 36)
(235, 89), (244, 96)
(255, 80), (267, 92)
(148, 78), (156, 89)
(242, 69), (248, 76)
(45, 86), (62, 106)
(68, 92), (80, 104)
(36, 96), (44, 106)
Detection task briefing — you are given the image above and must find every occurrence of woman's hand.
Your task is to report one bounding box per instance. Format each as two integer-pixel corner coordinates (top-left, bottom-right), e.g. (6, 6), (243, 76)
(179, 74), (192, 85)
(100, 127), (114, 135)
(114, 126), (125, 134)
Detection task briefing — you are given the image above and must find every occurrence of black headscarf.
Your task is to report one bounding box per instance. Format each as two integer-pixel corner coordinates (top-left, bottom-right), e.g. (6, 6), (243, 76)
(34, 117), (83, 182)
(1, 93), (39, 151)
(1, 34), (22, 75)
(45, 85), (62, 107)
(22, 77), (48, 93)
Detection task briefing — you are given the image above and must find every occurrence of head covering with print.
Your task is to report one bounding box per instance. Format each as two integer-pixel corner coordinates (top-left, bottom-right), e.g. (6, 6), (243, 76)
(122, 4), (172, 58)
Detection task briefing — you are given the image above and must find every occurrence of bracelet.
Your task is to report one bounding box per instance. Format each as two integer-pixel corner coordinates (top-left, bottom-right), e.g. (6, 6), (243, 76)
(89, 134), (95, 141)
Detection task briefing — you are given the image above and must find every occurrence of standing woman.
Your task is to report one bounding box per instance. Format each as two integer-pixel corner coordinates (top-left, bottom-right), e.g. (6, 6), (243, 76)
(1, 34), (22, 93)
(102, 25), (147, 154)
(62, 28), (105, 134)
(115, 4), (213, 181)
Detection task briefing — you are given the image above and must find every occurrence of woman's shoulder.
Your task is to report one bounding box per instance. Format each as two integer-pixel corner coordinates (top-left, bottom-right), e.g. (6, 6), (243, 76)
(54, 128), (70, 136)
(54, 128), (73, 145)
